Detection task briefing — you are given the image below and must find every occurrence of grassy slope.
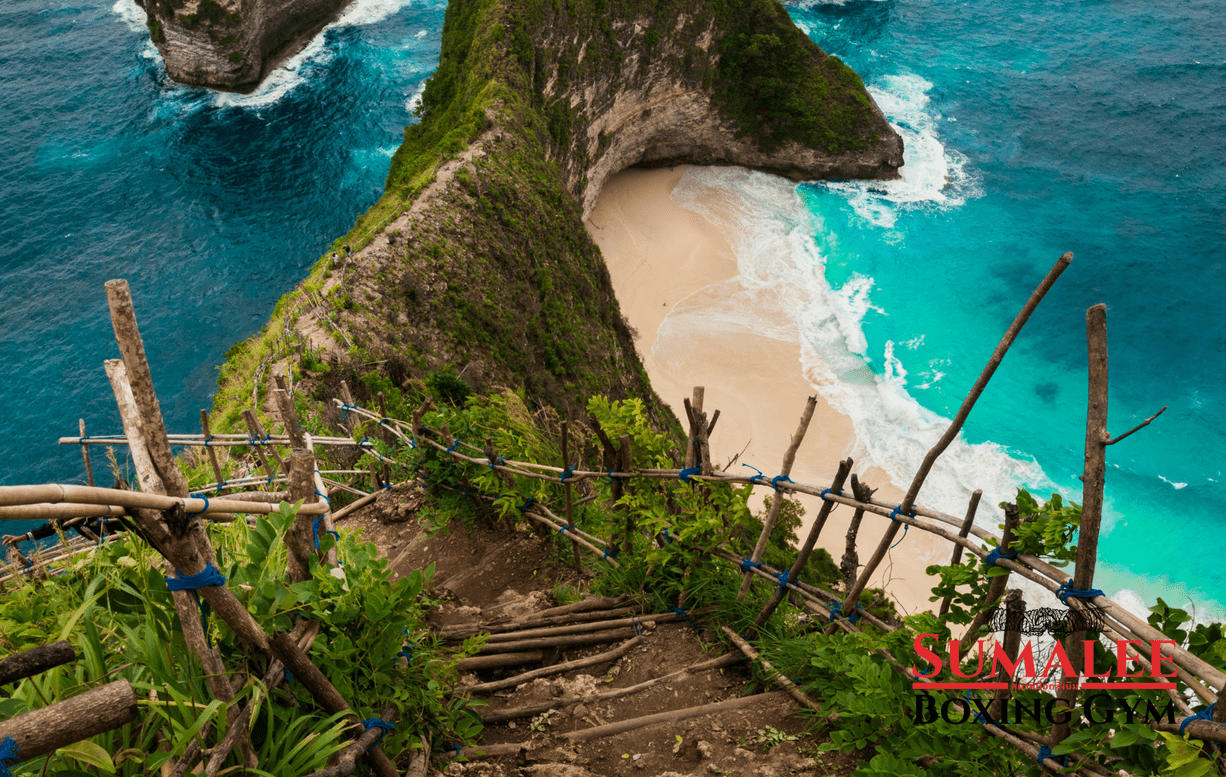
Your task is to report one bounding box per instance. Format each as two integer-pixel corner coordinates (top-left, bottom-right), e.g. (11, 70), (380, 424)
(208, 0), (886, 434)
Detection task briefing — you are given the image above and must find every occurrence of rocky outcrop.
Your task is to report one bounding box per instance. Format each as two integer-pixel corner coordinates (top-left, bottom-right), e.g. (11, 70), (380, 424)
(138, 0), (348, 91)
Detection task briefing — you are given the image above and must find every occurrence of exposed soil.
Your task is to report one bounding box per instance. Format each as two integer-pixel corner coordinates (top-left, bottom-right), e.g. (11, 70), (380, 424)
(338, 487), (870, 776)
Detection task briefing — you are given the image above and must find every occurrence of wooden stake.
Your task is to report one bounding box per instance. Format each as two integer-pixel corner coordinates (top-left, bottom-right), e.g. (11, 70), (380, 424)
(284, 452), (317, 584)
(243, 409), (284, 478)
(200, 410), (226, 487)
(104, 279), (188, 496)
(839, 474), (877, 593)
(992, 589), (1024, 721)
(938, 489), (982, 617)
(751, 458), (852, 634)
(685, 387), (704, 469)
(722, 627), (825, 714)
(956, 502), (1020, 653)
(738, 395), (818, 599)
(77, 419), (94, 487)
(464, 635), (641, 694)
(841, 253), (1072, 622)
(273, 375), (306, 450)
(1051, 303), (1110, 745)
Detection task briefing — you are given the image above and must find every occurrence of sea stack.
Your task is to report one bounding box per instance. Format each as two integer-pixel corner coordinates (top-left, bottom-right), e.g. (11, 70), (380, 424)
(136, 0), (350, 91)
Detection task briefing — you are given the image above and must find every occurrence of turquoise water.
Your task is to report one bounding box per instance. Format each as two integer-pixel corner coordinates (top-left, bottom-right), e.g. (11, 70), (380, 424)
(0, 0), (444, 526)
(779, 0), (1225, 616)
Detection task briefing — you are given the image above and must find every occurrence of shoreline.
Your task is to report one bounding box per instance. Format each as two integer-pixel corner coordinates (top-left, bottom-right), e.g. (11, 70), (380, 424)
(586, 165), (949, 617)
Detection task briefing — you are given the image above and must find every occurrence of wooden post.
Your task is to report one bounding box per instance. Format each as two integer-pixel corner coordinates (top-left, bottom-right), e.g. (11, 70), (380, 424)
(738, 396), (817, 599)
(685, 387), (704, 469)
(839, 253), (1072, 624)
(243, 409), (284, 478)
(104, 279), (188, 496)
(1050, 303), (1110, 745)
(303, 433), (338, 567)
(751, 458), (852, 634)
(200, 410), (226, 487)
(992, 589), (1024, 721)
(839, 474), (876, 594)
(0, 641), (75, 686)
(284, 453), (318, 584)
(377, 391), (393, 446)
(938, 489), (982, 617)
(77, 419), (94, 487)
(103, 360), (239, 726)
(273, 375), (306, 451)
(956, 502), (1020, 654)
(561, 421), (580, 573)
(0, 679), (138, 763)
(410, 397), (432, 438)
(619, 434), (634, 551)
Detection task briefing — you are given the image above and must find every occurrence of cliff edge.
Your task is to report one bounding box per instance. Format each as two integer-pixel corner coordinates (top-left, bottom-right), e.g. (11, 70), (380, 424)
(138, 0), (348, 91)
(211, 0), (902, 429)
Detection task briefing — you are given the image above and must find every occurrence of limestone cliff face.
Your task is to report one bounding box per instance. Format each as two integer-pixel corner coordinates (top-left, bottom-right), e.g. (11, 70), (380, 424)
(138, 0), (348, 91)
(522, 2), (903, 217)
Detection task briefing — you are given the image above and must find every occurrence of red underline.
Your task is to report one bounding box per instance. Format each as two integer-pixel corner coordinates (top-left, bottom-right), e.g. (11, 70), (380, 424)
(1080, 682), (1177, 690)
(912, 682), (1010, 690)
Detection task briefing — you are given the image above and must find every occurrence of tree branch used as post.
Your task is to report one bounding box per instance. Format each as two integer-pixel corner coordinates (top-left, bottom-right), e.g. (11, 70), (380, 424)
(938, 489), (982, 617)
(200, 410), (226, 487)
(77, 419), (94, 487)
(738, 396), (817, 599)
(561, 420), (580, 573)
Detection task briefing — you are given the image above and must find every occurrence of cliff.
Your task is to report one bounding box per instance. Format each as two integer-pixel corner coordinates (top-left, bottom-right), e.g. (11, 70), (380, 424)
(211, 0), (902, 428)
(138, 0), (347, 91)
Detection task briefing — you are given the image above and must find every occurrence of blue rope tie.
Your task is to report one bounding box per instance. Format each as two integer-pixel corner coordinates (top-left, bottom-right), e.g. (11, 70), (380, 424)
(379, 418), (391, 427)
(450, 744), (462, 755)
(770, 474), (793, 491)
(671, 606), (697, 629)
(166, 564), (226, 646)
(662, 528), (672, 545)
(361, 719), (395, 750)
(966, 688), (989, 723)
(775, 569), (792, 600)
(560, 466), (574, 483)
(558, 525), (570, 534)
(487, 456), (506, 470)
(740, 557), (762, 572)
(603, 544), (619, 561)
(518, 497), (535, 513)
(189, 497), (209, 516)
(0, 736), (20, 777)
(314, 490), (331, 507)
(340, 404), (354, 420)
(984, 547), (1018, 568)
(446, 440), (461, 454)
(1035, 745), (1067, 767)
(1055, 580), (1105, 605)
(1180, 702), (1217, 736)
(166, 563), (226, 591)
(828, 601), (861, 623)
(742, 463), (770, 487)
(678, 466), (701, 483)
(820, 488), (844, 500)
(888, 505), (913, 549)
(607, 471), (616, 483)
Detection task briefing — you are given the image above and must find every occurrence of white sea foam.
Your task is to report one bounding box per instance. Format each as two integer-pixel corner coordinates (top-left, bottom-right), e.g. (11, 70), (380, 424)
(824, 74), (980, 228)
(405, 80), (427, 112)
(668, 166), (1049, 524)
(113, 0), (147, 33)
(1159, 475), (1189, 490)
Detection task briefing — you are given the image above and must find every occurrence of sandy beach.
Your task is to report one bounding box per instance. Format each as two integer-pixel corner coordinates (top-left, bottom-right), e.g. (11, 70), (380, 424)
(586, 166), (953, 617)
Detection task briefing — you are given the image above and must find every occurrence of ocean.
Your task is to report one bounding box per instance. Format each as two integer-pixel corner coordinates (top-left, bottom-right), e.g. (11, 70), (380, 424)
(2, 0), (1223, 618)
(669, 0), (1226, 619)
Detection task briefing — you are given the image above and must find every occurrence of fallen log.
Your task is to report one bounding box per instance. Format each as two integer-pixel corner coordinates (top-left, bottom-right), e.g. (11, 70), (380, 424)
(0, 679), (138, 763)
(456, 651), (545, 672)
(463, 635), (642, 695)
(481, 610), (706, 644)
(476, 628), (642, 655)
(303, 705), (397, 777)
(440, 604), (644, 640)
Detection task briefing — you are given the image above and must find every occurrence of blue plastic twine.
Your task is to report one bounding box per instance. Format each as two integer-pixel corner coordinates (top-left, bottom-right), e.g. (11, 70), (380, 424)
(678, 466), (700, 483)
(828, 601), (861, 623)
(775, 569), (792, 600)
(0, 736), (20, 777)
(166, 564), (226, 646)
(984, 547), (1018, 568)
(560, 466), (574, 483)
(1180, 702), (1216, 736)
(1035, 745), (1067, 767)
(740, 557), (762, 572)
(741, 464), (769, 487)
(888, 505), (913, 549)
(1055, 580), (1105, 605)
(361, 719), (395, 750)
(770, 474), (793, 491)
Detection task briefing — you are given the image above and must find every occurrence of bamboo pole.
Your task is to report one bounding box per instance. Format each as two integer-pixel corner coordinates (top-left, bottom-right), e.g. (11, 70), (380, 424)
(0, 679), (138, 762)
(738, 396), (817, 599)
(841, 252), (1072, 621)
(938, 489), (982, 617)
(273, 375), (306, 450)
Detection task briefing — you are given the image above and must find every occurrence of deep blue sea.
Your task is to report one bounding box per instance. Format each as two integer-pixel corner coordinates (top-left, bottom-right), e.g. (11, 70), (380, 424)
(2, 0), (1223, 618)
(671, 0), (1225, 619)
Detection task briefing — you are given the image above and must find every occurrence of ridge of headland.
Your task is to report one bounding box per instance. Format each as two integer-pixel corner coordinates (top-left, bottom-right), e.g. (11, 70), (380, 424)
(209, 0), (903, 429)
